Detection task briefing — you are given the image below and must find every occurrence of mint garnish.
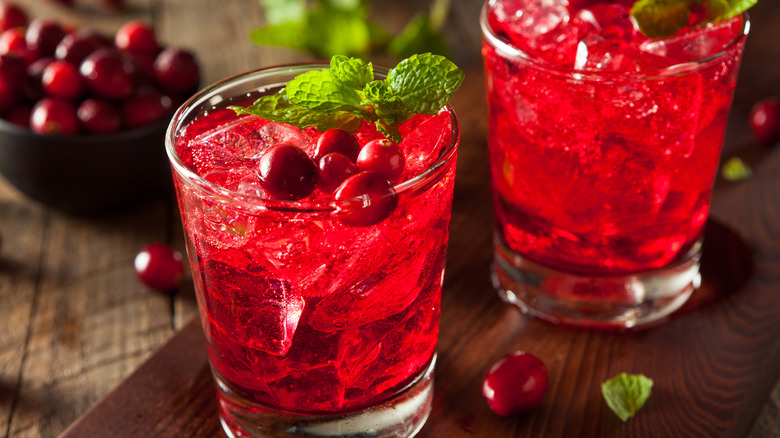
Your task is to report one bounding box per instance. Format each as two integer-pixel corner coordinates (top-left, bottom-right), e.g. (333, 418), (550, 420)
(230, 53), (464, 143)
(722, 156), (753, 182)
(601, 373), (654, 422)
(631, 0), (757, 39)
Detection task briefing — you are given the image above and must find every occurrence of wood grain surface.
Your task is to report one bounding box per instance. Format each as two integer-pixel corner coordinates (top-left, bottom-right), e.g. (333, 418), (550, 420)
(0, 1), (778, 438)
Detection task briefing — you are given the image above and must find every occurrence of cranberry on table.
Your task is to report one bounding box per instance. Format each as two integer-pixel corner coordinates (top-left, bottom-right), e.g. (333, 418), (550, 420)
(153, 47), (199, 96)
(0, 1), (28, 33)
(42, 60), (83, 99)
(356, 138), (405, 183)
(334, 171), (398, 227)
(258, 143), (317, 200)
(78, 98), (120, 133)
(25, 18), (66, 57)
(79, 48), (133, 99)
(115, 20), (159, 59)
(120, 87), (173, 128)
(749, 97), (780, 144)
(482, 351), (548, 417)
(317, 152), (359, 194)
(30, 96), (79, 135)
(313, 128), (360, 162)
(134, 243), (184, 293)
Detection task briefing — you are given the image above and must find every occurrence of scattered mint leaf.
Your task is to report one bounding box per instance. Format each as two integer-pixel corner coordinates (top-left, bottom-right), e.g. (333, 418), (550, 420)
(722, 156), (753, 182)
(230, 54), (464, 143)
(631, 0), (757, 39)
(601, 373), (654, 422)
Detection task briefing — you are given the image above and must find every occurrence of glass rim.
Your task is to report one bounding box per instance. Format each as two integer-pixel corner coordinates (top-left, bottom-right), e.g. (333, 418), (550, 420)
(165, 62), (460, 214)
(479, 0), (750, 81)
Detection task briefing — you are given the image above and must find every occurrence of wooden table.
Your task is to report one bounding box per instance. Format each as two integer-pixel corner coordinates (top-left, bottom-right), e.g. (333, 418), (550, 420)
(0, 1), (778, 437)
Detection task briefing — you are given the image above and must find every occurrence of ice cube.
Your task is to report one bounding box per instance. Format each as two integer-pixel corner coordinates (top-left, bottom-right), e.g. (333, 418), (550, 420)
(243, 122), (307, 159)
(493, 0), (570, 39)
(201, 261), (304, 356)
(400, 112), (452, 180)
(639, 16), (741, 63)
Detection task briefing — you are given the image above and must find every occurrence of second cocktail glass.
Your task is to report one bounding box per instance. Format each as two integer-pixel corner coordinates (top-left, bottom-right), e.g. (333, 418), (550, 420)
(481, 0), (749, 328)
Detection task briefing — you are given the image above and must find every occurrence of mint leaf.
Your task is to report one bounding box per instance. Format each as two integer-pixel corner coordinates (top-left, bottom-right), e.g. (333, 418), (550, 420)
(722, 156), (753, 182)
(250, 21), (310, 52)
(232, 54), (464, 143)
(632, 0), (757, 39)
(259, 0), (306, 25)
(229, 91), (360, 132)
(330, 55), (374, 89)
(388, 15), (451, 60)
(387, 53), (464, 115)
(601, 373), (654, 422)
(631, 0), (692, 39)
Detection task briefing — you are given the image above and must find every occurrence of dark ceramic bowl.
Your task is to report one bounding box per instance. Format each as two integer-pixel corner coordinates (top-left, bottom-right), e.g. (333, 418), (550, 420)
(0, 117), (172, 214)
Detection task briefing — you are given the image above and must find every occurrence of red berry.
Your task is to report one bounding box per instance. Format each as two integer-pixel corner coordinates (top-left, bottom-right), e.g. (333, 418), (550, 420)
(0, 27), (37, 65)
(30, 97), (79, 135)
(153, 47), (199, 96)
(4, 103), (29, 126)
(0, 1), (27, 33)
(317, 152), (359, 194)
(313, 128), (360, 162)
(749, 97), (780, 144)
(78, 98), (121, 133)
(42, 60), (83, 99)
(258, 143), (317, 200)
(120, 87), (173, 128)
(25, 18), (65, 57)
(482, 351), (548, 417)
(0, 75), (15, 112)
(79, 48), (133, 99)
(55, 29), (112, 66)
(334, 171), (398, 227)
(115, 20), (159, 59)
(134, 243), (184, 293)
(356, 138), (405, 183)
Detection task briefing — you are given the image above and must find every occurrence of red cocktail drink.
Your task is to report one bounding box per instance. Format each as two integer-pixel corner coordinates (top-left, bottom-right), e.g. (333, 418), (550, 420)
(481, 0), (748, 328)
(166, 64), (459, 437)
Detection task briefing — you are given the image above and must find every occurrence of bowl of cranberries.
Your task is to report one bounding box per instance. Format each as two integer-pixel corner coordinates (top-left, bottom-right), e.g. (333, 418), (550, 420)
(0, 2), (200, 214)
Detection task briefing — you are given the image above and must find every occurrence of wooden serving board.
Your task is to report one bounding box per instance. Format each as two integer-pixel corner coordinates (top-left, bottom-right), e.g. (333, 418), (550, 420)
(57, 66), (780, 437)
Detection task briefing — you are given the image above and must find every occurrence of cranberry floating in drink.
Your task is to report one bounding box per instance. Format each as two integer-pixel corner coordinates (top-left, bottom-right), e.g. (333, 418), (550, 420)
(166, 54), (462, 438)
(481, 0), (750, 328)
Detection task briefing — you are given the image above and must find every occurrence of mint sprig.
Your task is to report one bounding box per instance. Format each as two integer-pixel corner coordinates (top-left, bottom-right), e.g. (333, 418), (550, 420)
(601, 373), (654, 422)
(631, 0), (757, 39)
(230, 53), (464, 143)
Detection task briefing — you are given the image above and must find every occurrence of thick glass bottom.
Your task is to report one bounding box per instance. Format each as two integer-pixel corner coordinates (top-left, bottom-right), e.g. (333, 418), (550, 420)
(215, 355), (435, 438)
(492, 236), (702, 329)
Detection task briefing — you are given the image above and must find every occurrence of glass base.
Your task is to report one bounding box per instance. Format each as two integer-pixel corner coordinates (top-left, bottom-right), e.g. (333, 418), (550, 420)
(215, 356), (435, 438)
(492, 237), (702, 329)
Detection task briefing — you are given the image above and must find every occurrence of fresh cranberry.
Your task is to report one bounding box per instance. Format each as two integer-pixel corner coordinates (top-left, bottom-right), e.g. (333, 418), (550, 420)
(42, 60), (83, 99)
(120, 87), (173, 128)
(55, 29), (112, 66)
(0, 75), (15, 112)
(0, 27), (37, 65)
(313, 128), (360, 162)
(317, 152), (359, 193)
(0, 1), (27, 33)
(134, 243), (184, 293)
(334, 171), (398, 227)
(30, 97), (79, 135)
(356, 138), (405, 183)
(115, 20), (159, 59)
(0, 52), (26, 85)
(749, 97), (780, 144)
(78, 98), (121, 133)
(4, 103), (29, 126)
(482, 351), (548, 417)
(25, 19), (65, 57)
(122, 51), (156, 86)
(153, 47), (199, 96)
(258, 143), (317, 200)
(79, 48), (133, 99)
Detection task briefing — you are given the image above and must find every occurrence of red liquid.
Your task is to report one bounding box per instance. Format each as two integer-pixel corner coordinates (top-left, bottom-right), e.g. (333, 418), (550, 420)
(483, 1), (746, 275)
(173, 93), (457, 414)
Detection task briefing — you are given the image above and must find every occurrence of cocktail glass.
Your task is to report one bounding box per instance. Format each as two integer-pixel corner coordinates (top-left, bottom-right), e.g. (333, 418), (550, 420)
(480, 0), (749, 328)
(165, 64), (459, 437)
